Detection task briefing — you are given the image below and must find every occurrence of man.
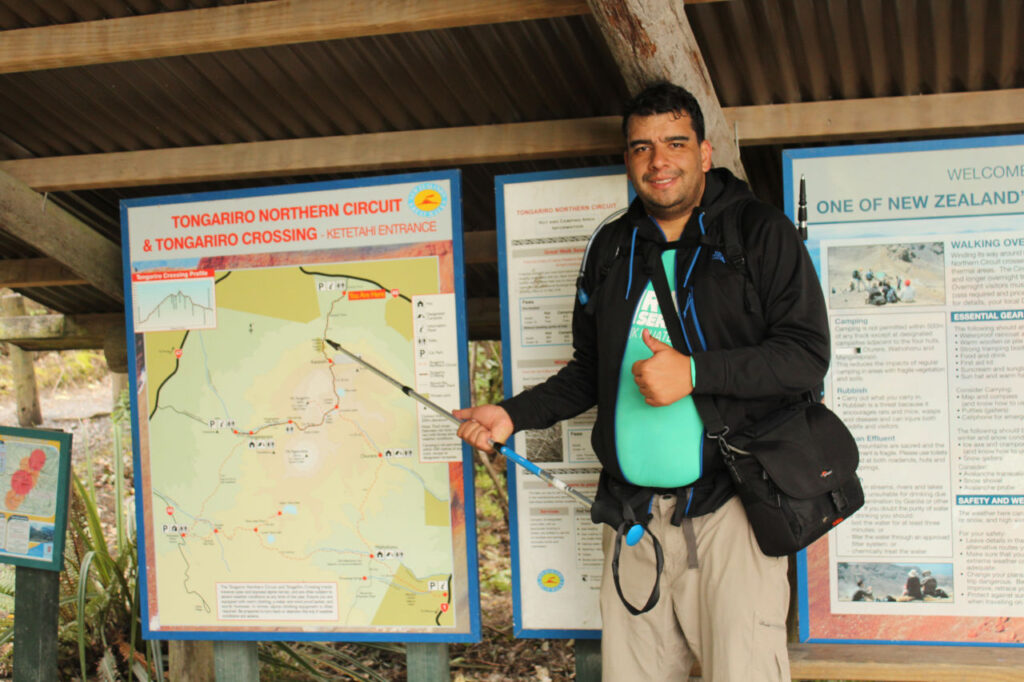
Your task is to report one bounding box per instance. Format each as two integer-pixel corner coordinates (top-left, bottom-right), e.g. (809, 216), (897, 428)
(903, 569), (924, 601)
(921, 569), (948, 599)
(900, 279), (916, 302)
(456, 82), (829, 680)
(852, 584), (874, 602)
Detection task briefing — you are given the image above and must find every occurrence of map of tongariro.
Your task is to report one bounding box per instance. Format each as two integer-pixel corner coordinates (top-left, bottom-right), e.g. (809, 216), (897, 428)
(139, 253), (465, 633)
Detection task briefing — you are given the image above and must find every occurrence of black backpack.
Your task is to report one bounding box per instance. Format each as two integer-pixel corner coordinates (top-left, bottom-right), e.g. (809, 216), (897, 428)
(577, 199), (756, 316)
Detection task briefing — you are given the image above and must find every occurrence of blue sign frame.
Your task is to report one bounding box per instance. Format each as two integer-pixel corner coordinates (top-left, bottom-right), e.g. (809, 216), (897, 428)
(785, 134), (1024, 647)
(0, 426), (72, 572)
(495, 165), (628, 639)
(121, 170), (480, 642)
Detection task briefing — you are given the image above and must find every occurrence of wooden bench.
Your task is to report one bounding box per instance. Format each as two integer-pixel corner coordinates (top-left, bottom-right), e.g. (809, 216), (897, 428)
(789, 642), (1024, 681)
(576, 640), (1024, 681)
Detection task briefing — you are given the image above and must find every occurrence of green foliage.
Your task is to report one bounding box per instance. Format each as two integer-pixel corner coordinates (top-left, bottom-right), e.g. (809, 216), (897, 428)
(469, 341), (503, 406)
(481, 566), (512, 594)
(0, 565), (14, 611)
(475, 481), (506, 526)
(65, 468), (145, 679)
(0, 565), (14, 671)
(32, 350), (109, 391)
(57, 389), (157, 680)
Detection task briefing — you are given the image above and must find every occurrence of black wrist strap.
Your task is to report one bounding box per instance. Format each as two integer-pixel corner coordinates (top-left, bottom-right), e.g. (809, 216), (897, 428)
(611, 521), (664, 616)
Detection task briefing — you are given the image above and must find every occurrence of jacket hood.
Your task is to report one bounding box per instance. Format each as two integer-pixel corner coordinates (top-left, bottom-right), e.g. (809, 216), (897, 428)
(625, 167), (756, 244)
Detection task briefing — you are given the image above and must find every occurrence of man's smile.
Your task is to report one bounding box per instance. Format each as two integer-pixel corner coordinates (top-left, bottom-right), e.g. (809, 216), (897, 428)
(646, 174), (681, 188)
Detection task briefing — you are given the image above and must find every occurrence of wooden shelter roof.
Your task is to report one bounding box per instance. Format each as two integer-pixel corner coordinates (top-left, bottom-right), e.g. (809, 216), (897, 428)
(1, 0), (1022, 345)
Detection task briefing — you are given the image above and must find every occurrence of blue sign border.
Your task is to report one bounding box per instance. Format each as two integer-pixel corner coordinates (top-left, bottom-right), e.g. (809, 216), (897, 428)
(785, 134), (1024, 647)
(494, 165), (626, 640)
(120, 170), (480, 642)
(0, 426), (73, 572)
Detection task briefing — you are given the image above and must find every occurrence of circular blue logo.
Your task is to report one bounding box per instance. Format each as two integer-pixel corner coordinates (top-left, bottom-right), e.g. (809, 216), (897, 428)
(537, 569), (564, 593)
(408, 183), (448, 217)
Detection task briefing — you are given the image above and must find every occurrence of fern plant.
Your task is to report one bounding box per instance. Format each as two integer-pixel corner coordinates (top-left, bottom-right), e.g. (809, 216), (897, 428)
(57, 389), (161, 680)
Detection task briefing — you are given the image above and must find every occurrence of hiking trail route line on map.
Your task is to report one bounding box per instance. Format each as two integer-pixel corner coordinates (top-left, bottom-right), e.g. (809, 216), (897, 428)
(139, 260), (462, 632)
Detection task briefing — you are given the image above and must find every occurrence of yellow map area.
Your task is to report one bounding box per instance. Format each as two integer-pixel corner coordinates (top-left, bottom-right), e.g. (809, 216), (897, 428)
(143, 258), (460, 631)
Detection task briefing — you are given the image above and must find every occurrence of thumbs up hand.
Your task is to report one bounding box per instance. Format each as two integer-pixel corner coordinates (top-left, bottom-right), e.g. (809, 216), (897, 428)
(631, 329), (694, 407)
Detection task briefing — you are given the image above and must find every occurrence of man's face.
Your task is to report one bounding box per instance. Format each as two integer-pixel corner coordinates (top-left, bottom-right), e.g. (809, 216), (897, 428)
(624, 111), (713, 226)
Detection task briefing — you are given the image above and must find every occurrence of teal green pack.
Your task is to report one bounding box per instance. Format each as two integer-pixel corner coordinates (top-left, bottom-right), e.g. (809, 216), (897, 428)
(614, 250), (703, 487)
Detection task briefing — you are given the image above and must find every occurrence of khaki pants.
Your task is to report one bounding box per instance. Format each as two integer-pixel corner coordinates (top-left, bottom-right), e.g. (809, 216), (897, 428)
(599, 495), (790, 681)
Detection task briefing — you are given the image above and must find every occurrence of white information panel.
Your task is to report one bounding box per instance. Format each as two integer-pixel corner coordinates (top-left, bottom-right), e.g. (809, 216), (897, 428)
(787, 135), (1024, 646)
(496, 167), (629, 637)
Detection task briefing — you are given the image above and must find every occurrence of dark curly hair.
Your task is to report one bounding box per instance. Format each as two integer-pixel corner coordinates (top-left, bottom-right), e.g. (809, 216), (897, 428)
(621, 81), (706, 143)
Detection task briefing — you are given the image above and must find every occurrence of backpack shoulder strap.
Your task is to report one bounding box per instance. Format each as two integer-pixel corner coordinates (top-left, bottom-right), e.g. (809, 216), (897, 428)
(717, 199), (752, 276)
(576, 208), (630, 307)
(712, 199), (759, 312)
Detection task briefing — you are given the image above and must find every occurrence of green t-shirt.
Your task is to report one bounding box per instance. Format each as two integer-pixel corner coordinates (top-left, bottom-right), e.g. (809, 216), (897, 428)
(614, 250), (703, 487)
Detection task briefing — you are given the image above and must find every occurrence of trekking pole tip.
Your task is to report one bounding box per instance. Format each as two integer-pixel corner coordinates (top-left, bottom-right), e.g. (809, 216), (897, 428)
(625, 524), (645, 546)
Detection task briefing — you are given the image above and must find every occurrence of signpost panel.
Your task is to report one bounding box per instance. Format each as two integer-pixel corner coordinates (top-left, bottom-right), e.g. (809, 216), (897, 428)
(121, 171), (479, 642)
(786, 135), (1024, 646)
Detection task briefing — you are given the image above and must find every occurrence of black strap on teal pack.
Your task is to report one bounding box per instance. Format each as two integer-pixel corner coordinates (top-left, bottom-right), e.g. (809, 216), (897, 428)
(650, 218), (812, 459)
(647, 246), (731, 450)
(648, 244), (689, 358)
(610, 489), (664, 616)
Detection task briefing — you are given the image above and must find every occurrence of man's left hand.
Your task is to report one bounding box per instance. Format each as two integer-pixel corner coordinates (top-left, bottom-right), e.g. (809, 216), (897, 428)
(632, 329), (693, 406)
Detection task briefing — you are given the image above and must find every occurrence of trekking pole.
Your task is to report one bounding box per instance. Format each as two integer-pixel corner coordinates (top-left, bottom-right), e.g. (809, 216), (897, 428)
(798, 174), (808, 241)
(323, 338), (646, 545)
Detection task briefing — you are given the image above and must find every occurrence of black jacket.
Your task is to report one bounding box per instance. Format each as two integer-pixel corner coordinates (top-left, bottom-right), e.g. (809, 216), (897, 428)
(501, 168), (830, 517)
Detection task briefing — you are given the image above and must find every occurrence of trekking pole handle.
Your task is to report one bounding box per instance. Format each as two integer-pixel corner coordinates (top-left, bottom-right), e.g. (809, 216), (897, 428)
(489, 440), (594, 508)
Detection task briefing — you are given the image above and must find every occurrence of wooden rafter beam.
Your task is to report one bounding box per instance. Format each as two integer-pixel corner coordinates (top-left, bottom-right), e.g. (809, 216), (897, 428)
(0, 312), (124, 352)
(0, 257), (89, 288)
(466, 297), (501, 341)
(0, 0), (730, 74)
(0, 117), (623, 191)
(729, 90), (1024, 145)
(585, 0), (746, 179)
(463, 231), (499, 265)
(0, 170), (123, 301)
(0, 0), (589, 74)
(3, 91), (1021, 193)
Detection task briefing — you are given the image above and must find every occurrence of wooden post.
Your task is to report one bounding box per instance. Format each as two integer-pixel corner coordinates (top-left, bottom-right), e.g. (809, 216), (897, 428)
(169, 641), (216, 682)
(575, 638), (601, 682)
(1, 294), (42, 427)
(406, 642), (449, 681)
(213, 641), (259, 681)
(12, 567), (60, 681)
(111, 372), (129, 406)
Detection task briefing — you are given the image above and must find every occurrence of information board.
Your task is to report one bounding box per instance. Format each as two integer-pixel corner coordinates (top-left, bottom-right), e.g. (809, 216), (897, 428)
(0, 426), (72, 572)
(786, 135), (1024, 645)
(495, 167), (629, 637)
(121, 171), (479, 641)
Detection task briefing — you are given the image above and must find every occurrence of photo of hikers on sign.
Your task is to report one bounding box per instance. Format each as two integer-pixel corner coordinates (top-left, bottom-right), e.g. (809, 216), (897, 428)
(826, 242), (946, 310)
(838, 561), (954, 603)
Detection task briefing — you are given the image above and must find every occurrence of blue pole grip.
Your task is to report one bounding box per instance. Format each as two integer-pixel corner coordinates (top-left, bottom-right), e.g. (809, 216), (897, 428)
(625, 524), (645, 546)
